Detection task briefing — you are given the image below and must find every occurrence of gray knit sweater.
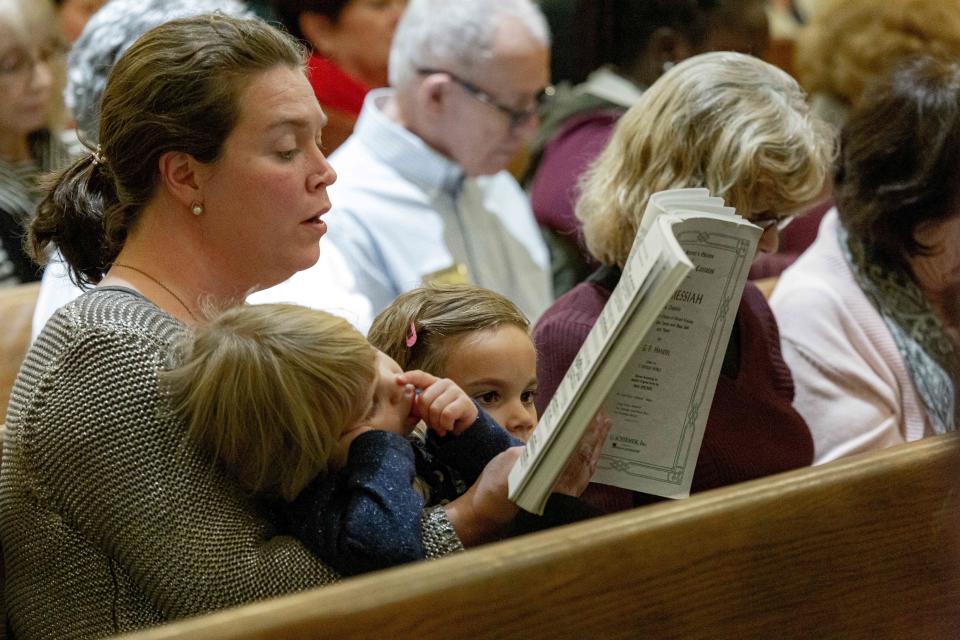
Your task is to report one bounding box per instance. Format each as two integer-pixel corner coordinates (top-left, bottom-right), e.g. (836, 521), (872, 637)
(0, 287), (462, 639)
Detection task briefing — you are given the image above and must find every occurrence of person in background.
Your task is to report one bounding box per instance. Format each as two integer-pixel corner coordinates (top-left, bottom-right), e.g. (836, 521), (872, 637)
(52, 0), (106, 43)
(266, 0), (553, 333)
(30, 0), (257, 339)
(771, 56), (960, 463)
(369, 284), (539, 441)
(0, 0), (71, 287)
(534, 51), (832, 513)
(272, 0), (407, 154)
(750, 0), (960, 279)
(526, 0), (769, 296)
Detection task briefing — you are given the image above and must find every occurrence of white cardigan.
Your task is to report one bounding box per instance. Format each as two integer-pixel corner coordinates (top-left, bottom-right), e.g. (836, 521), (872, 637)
(770, 209), (931, 464)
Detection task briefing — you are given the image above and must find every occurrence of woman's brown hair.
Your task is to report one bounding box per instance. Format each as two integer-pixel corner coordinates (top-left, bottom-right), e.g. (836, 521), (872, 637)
(835, 55), (960, 272)
(272, 0), (352, 42)
(28, 14), (305, 287)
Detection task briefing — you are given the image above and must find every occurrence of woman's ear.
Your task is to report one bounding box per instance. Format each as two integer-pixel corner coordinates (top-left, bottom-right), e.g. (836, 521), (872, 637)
(157, 151), (203, 209)
(299, 12), (338, 57)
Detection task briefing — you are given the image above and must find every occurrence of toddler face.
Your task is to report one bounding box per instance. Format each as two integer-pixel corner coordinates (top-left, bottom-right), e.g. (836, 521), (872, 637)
(444, 325), (538, 440)
(354, 350), (419, 436)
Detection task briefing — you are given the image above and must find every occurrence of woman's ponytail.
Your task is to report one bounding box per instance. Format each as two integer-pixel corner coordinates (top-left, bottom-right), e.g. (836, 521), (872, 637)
(29, 151), (122, 288)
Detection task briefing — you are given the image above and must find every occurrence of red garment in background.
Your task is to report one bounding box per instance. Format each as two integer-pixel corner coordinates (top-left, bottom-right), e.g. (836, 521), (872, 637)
(307, 52), (368, 116)
(306, 52), (369, 154)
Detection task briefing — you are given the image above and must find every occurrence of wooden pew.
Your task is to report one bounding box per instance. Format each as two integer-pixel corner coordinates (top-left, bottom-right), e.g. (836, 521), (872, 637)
(0, 283), (39, 419)
(114, 434), (960, 639)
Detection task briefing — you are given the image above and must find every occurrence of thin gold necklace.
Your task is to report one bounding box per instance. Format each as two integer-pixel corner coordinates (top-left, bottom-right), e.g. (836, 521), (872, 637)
(112, 263), (199, 321)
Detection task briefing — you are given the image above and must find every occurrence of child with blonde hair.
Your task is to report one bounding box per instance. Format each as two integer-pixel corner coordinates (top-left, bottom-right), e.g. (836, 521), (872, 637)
(162, 303), (518, 576)
(368, 284), (540, 441)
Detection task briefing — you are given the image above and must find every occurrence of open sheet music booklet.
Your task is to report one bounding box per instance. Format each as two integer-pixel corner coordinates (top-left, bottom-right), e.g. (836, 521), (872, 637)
(508, 189), (762, 515)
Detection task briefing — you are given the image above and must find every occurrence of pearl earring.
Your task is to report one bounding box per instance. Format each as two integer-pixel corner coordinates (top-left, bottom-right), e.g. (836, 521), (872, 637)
(191, 201), (204, 216)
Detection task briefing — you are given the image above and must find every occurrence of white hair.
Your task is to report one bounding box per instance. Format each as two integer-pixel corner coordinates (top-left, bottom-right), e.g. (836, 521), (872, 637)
(66, 0), (254, 141)
(388, 0), (550, 90)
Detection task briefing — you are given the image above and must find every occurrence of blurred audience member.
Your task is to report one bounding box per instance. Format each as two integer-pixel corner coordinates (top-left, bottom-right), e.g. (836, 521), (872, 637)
(526, 0), (769, 296)
(796, 0), (960, 131)
(752, 0), (960, 279)
(270, 0), (552, 333)
(273, 0), (407, 153)
(772, 56), (960, 462)
(53, 0), (106, 43)
(0, 0), (71, 286)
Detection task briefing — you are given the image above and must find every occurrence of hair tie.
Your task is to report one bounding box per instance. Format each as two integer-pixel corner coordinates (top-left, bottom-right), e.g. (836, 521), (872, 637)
(92, 144), (107, 166)
(405, 321), (418, 348)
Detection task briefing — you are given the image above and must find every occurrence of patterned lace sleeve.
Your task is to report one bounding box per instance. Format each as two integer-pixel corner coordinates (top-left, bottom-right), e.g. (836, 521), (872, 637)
(421, 505), (464, 558)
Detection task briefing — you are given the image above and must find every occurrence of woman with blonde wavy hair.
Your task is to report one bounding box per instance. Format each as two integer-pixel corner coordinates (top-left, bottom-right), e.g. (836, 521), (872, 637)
(534, 51), (834, 513)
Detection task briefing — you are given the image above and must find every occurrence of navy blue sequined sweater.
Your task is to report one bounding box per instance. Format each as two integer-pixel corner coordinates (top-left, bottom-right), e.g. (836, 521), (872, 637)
(279, 407), (518, 576)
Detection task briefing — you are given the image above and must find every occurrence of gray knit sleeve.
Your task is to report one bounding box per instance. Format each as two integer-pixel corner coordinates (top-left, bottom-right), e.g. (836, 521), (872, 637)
(0, 291), (463, 635)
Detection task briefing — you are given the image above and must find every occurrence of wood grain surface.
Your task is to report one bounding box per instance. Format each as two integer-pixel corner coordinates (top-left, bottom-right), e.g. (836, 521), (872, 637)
(118, 434), (960, 640)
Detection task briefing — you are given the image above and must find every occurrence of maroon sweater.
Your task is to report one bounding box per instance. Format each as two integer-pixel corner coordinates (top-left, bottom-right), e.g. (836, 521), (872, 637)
(533, 266), (814, 512)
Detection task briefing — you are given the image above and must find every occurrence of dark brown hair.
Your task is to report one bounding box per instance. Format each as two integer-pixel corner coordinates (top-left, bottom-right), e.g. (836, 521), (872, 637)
(271, 0), (351, 42)
(28, 14), (305, 287)
(835, 55), (960, 271)
(367, 284), (529, 376)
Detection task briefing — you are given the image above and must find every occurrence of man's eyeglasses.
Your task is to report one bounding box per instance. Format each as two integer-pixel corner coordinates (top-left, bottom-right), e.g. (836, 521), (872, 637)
(417, 68), (554, 130)
(752, 215), (795, 232)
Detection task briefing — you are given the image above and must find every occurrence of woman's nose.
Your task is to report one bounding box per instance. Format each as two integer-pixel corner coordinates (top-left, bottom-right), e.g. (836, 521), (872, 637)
(28, 58), (53, 93)
(308, 152), (337, 191)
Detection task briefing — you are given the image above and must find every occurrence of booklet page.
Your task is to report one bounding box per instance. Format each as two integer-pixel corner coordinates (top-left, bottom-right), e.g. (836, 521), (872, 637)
(591, 216), (760, 497)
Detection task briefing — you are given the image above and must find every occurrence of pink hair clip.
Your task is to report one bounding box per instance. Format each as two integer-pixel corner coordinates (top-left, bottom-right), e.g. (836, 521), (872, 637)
(405, 321), (418, 348)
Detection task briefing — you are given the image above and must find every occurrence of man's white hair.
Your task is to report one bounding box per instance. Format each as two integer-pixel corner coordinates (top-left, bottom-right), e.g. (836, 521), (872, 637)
(388, 0), (550, 90)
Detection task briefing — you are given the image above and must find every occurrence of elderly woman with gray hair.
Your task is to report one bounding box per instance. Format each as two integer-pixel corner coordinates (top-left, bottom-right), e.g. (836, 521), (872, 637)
(534, 51), (834, 512)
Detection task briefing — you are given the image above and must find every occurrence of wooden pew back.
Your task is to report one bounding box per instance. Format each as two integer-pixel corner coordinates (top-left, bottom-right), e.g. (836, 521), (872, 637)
(0, 283), (39, 419)
(116, 434), (960, 639)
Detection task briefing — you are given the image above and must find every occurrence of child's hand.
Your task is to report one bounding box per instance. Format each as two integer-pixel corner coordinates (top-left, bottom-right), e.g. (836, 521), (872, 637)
(398, 370), (478, 436)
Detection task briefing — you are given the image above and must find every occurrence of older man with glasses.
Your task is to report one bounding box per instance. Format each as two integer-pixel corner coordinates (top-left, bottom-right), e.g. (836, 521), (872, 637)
(264, 0), (554, 332)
